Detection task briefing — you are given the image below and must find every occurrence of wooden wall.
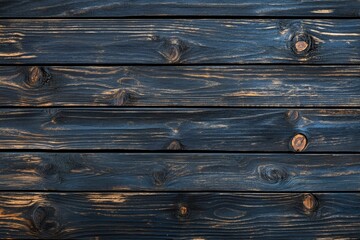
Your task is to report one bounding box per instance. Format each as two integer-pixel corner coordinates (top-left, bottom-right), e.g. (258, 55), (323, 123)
(0, 1), (359, 239)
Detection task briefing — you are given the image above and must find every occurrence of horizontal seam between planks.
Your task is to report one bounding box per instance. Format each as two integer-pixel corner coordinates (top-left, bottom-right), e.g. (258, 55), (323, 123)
(0, 106), (359, 109)
(0, 150), (358, 154)
(0, 16), (359, 20)
(0, 190), (360, 193)
(1, 63), (360, 66)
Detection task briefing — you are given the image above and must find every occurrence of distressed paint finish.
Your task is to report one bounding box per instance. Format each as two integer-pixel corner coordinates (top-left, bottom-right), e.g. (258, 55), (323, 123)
(0, 108), (358, 151)
(0, 19), (359, 64)
(0, 65), (359, 107)
(0, 0), (359, 238)
(0, 153), (360, 191)
(0, 192), (360, 239)
(0, 0), (359, 17)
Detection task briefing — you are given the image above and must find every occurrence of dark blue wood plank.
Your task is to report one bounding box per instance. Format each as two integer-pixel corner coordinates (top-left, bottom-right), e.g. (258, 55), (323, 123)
(0, 0), (358, 17)
(1, 19), (359, 64)
(0, 108), (358, 151)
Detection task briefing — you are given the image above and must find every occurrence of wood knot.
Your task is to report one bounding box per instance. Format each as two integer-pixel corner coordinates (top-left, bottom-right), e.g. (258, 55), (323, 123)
(113, 89), (131, 106)
(290, 133), (308, 152)
(295, 41), (308, 52)
(177, 204), (190, 219)
(258, 165), (288, 184)
(26, 66), (51, 88)
(38, 163), (58, 176)
(31, 205), (60, 235)
(290, 33), (313, 55)
(46, 109), (64, 125)
(152, 168), (169, 186)
(168, 45), (181, 63)
(167, 140), (184, 150)
(302, 193), (318, 212)
(36, 162), (63, 185)
(159, 38), (188, 63)
(286, 110), (300, 123)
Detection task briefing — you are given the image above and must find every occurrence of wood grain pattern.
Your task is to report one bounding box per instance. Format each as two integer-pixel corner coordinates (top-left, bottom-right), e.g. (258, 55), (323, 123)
(0, 153), (359, 191)
(0, 0), (359, 17)
(0, 108), (358, 151)
(0, 192), (360, 239)
(1, 1), (359, 238)
(1, 19), (359, 64)
(1, 65), (359, 107)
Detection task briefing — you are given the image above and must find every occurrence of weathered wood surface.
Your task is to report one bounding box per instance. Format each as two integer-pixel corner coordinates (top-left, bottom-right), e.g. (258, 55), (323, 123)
(1, 19), (359, 64)
(0, 192), (360, 239)
(0, 0), (359, 17)
(1, 65), (359, 107)
(0, 108), (358, 151)
(0, 153), (359, 191)
(0, 1), (359, 239)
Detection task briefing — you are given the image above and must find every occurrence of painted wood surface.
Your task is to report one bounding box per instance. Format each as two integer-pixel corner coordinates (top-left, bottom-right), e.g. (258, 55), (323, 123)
(0, 0), (359, 17)
(0, 108), (358, 151)
(0, 1), (359, 238)
(0, 152), (359, 191)
(1, 19), (359, 64)
(0, 192), (360, 239)
(1, 65), (359, 107)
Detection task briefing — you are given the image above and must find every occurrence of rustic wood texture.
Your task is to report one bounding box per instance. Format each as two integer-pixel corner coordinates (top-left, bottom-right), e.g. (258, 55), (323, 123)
(0, 108), (358, 151)
(1, 65), (359, 107)
(0, 0), (359, 17)
(0, 153), (359, 191)
(1, 1), (359, 238)
(1, 19), (359, 64)
(0, 192), (360, 239)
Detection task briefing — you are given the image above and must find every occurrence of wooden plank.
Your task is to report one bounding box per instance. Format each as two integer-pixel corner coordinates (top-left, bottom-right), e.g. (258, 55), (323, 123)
(0, 108), (358, 151)
(1, 65), (359, 107)
(0, 192), (360, 238)
(0, 153), (359, 191)
(0, 0), (359, 17)
(1, 19), (359, 64)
